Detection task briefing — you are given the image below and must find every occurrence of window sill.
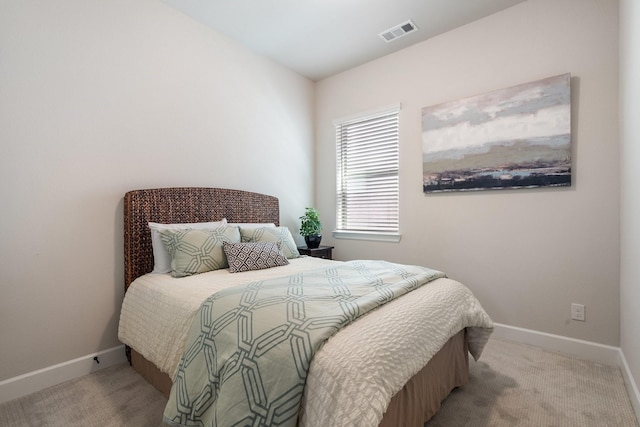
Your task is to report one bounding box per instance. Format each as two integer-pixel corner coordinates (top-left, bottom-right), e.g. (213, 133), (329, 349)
(332, 230), (401, 243)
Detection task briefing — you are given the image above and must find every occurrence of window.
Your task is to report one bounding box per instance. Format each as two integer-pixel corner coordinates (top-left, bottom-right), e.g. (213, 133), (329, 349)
(334, 104), (401, 242)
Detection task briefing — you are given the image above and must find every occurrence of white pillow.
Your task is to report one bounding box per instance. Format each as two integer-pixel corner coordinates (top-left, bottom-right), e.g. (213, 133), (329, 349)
(226, 221), (276, 229)
(148, 219), (227, 274)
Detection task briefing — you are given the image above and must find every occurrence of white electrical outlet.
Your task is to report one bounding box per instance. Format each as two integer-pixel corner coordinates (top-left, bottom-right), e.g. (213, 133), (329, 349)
(571, 303), (585, 321)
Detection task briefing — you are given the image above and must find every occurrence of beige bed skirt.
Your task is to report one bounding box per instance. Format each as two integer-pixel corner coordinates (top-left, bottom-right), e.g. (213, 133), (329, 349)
(131, 329), (468, 426)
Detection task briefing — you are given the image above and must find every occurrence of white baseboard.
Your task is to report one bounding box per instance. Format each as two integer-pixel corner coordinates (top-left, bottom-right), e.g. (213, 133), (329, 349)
(493, 323), (640, 422)
(492, 323), (620, 364)
(0, 345), (127, 404)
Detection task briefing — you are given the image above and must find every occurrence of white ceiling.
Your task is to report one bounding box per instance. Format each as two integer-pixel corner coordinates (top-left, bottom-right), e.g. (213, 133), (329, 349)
(161, 0), (526, 81)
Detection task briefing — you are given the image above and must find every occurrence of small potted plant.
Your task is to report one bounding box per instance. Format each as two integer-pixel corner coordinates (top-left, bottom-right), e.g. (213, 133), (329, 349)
(299, 207), (323, 249)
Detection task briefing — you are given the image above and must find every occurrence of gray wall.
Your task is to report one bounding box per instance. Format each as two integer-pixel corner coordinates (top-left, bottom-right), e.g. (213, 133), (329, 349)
(316, 0), (620, 346)
(0, 0), (315, 381)
(620, 0), (640, 406)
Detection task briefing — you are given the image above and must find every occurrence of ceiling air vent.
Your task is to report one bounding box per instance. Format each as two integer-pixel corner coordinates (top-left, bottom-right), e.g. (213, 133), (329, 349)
(379, 20), (418, 43)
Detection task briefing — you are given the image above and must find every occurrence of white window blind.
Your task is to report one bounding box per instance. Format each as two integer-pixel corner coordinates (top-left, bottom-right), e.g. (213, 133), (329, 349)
(334, 105), (400, 240)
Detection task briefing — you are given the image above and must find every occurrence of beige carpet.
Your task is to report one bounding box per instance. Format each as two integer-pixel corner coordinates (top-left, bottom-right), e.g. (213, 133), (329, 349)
(0, 362), (166, 427)
(0, 338), (638, 427)
(427, 339), (639, 427)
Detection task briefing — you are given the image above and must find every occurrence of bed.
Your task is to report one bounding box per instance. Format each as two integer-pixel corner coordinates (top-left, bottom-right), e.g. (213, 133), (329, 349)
(118, 187), (493, 426)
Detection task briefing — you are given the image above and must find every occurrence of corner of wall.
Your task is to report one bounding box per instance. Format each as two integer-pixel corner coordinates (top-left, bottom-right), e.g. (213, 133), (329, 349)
(620, 347), (640, 424)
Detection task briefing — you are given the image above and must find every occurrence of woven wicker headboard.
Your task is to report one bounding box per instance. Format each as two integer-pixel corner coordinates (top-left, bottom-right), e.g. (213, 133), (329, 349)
(123, 187), (279, 291)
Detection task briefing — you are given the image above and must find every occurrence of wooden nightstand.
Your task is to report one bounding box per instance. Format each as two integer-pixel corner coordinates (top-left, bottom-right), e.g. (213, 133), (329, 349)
(298, 245), (334, 260)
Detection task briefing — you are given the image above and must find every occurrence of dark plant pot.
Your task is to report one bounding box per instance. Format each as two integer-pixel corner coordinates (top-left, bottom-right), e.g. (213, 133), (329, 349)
(304, 235), (322, 249)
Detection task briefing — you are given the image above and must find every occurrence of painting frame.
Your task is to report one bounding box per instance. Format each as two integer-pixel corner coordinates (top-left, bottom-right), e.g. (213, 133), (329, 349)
(422, 73), (572, 193)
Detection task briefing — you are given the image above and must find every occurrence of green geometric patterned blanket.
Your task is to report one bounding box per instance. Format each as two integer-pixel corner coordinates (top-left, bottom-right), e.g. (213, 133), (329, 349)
(163, 260), (445, 427)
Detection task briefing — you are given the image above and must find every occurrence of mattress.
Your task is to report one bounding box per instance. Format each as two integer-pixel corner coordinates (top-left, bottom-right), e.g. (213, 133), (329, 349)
(118, 257), (493, 426)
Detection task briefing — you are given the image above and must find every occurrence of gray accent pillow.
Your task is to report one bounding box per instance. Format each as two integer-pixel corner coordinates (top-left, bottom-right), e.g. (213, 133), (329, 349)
(160, 226), (240, 277)
(223, 241), (289, 273)
(239, 226), (300, 259)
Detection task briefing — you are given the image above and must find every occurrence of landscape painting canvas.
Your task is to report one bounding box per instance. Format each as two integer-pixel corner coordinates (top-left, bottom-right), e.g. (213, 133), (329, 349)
(422, 73), (571, 193)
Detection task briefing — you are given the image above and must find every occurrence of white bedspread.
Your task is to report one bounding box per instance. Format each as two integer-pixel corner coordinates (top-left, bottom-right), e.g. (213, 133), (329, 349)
(118, 257), (493, 427)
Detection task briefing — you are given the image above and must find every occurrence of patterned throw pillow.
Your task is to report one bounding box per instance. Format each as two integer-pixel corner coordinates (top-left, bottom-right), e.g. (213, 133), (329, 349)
(223, 241), (289, 273)
(149, 219), (227, 274)
(239, 226), (300, 259)
(160, 226), (240, 277)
